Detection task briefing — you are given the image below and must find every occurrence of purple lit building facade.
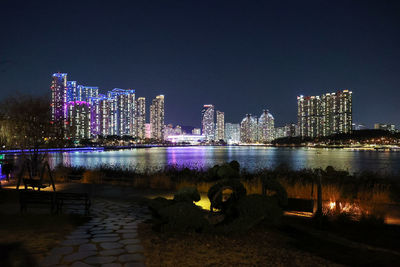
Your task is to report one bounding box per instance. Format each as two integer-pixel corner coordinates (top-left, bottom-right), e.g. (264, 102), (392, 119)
(89, 94), (111, 137)
(51, 73), (151, 141)
(51, 73), (68, 124)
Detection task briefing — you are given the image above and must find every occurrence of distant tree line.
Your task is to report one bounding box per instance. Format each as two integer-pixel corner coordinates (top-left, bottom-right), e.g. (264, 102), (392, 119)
(272, 130), (400, 146)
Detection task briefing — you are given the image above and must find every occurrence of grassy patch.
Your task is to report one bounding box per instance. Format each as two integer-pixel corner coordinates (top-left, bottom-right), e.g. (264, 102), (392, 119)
(0, 189), (89, 266)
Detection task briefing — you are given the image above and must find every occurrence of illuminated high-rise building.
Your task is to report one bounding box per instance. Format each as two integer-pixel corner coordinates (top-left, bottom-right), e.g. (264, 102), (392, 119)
(201, 104), (215, 140)
(51, 73), (68, 124)
(67, 101), (90, 140)
(298, 90), (352, 137)
(216, 110), (225, 141)
(89, 94), (110, 137)
(240, 114), (258, 143)
(145, 123), (151, 139)
(297, 95), (322, 138)
(66, 81), (77, 102)
(108, 88), (136, 136)
(225, 123), (240, 144)
(150, 95), (164, 140)
(135, 97), (146, 139)
(258, 109), (275, 143)
(76, 85), (99, 102)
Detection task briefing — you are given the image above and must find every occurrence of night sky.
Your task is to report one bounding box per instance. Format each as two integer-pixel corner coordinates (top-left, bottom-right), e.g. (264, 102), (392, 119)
(1, 0), (399, 128)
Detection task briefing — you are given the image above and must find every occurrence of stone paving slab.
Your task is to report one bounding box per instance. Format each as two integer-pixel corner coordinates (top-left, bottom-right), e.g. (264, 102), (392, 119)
(40, 199), (149, 266)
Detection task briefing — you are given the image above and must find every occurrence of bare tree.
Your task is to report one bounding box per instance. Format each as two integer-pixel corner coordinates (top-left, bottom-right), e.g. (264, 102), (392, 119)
(0, 94), (52, 150)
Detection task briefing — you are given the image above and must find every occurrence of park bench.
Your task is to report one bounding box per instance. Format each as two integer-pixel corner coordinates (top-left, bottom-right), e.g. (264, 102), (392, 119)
(55, 192), (91, 215)
(19, 190), (56, 214)
(67, 174), (83, 181)
(22, 178), (49, 191)
(285, 198), (314, 213)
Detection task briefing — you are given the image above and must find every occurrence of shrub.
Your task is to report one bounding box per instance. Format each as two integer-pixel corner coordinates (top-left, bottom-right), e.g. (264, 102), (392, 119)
(173, 187), (201, 203)
(158, 202), (210, 232)
(261, 174), (288, 207)
(207, 179), (247, 212)
(229, 160), (240, 173)
(148, 197), (175, 216)
(217, 163), (240, 180)
(219, 194), (283, 232)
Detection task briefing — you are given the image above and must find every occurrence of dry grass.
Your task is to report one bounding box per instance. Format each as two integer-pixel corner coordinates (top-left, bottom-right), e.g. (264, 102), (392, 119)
(138, 222), (339, 267)
(53, 165), (399, 208)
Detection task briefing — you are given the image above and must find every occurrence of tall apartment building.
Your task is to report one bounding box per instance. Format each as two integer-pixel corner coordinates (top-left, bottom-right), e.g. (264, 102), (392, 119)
(298, 90), (352, 137)
(66, 81), (77, 102)
(225, 123), (240, 144)
(258, 109), (275, 143)
(89, 94), (110, 137)
(240, 114), (258, 143)
(108, 88), (136, 136)
(150, 95), (165, 140)
(135, 97), (146, 139)
(67, 101), (90, 140)
(51, 73), (68, 124)
(76, 85), (99, 102)
(201, 104), (215, 141)
(216, 110), (225, 141)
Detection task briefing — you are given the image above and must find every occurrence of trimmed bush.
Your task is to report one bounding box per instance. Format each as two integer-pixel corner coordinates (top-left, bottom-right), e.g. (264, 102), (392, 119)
(158, 202), (210, 232)
(208, 179), (247, 212)
(174, 187), (201, 203)
(148, 197), (174, 216)
(229, 160), (240, 173)
(219, 194), (283, 232)
(261, 175), (288, 207)
(217, 163), (240, 180)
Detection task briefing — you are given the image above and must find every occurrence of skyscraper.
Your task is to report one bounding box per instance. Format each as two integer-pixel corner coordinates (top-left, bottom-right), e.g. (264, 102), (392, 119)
(67, 101), (90, 140)
(258, 109), (275, 143)
(150, 95), (165, 140)
(89, 94), (110, 137)
(225, 123), (240, 144)
(240, 114), (258, 143)
(298, 90), (352, 137)
(201, 104), (215, 140)
(297, 95), (322, 138)
(76, 85), (99, 102)
(216, 110), (225, 141)
(51, 73), (68, 124)
(135, 97), (146, 139)
(108, 88), (136, 136)
(66, 81), (77, 102)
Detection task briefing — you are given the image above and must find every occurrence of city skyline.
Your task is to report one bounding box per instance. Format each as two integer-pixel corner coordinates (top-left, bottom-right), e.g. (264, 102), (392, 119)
(1, 1), (399, 128)
(51, 71), (369, 144)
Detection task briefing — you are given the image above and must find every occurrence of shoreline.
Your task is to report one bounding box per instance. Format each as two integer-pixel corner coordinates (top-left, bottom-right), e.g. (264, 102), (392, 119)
(1, 144), (400, 154)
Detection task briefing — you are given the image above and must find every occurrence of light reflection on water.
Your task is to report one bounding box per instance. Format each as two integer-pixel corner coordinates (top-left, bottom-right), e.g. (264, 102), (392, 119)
(43, 146), (400, 174)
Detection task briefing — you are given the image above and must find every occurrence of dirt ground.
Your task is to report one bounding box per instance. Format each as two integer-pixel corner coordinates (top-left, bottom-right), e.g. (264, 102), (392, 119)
(138, 222), (341, 267)
(0, 189), (88, 266)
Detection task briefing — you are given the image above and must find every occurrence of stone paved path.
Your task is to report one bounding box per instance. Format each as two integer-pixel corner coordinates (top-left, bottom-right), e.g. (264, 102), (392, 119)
(40, 199), (150, 267)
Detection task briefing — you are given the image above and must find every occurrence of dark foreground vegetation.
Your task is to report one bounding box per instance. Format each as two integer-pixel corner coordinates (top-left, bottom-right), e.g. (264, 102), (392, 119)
(0, 190), (88, 266)
(54, 162), (400, 218)
(130, 161), (400, 266)
(3, 160), (400, 266)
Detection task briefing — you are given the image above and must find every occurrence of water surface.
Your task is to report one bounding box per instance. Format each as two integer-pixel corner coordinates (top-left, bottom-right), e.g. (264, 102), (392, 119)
(42, 146), (400, 174)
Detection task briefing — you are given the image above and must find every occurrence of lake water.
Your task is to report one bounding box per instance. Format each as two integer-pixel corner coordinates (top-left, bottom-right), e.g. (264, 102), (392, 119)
(41, 146), (400, 174)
